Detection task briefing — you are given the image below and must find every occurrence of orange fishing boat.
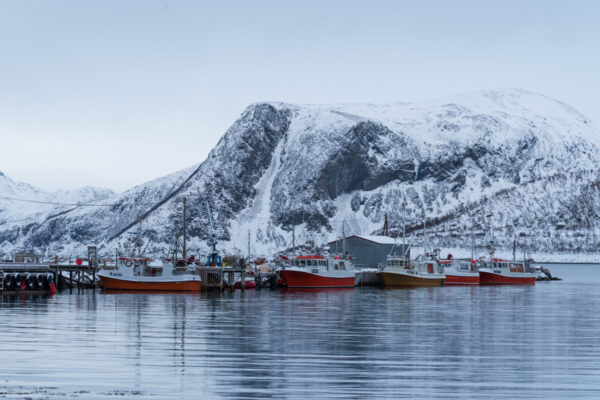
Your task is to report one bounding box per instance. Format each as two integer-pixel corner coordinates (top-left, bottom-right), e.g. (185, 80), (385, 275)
(98, 257), (202, 292)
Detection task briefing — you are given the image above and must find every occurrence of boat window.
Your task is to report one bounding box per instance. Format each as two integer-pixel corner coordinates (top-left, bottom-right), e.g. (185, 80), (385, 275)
(300, 260), (306, 267)
(339, 262), (345, 270)
(516, 264), (524, 272)
(334, 263), (339, 270)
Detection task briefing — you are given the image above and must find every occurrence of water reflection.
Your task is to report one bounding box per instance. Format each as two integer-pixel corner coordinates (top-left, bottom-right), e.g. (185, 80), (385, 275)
(0, 265), (600, 398)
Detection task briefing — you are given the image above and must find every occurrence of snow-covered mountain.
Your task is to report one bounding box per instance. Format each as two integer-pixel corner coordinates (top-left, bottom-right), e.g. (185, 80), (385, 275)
(1, 88), (599, 258)
(0, 172), (114, 227)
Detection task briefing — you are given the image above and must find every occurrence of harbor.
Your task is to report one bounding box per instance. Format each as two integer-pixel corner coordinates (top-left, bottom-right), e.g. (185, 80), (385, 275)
(0, 263), (595, 399)
(0, 232), (558, 296)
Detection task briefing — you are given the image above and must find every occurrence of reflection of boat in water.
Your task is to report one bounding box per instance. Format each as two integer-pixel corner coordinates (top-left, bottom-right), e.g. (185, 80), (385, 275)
(278, 255), (356, 288)
(378, 252), (445, 287)
(439, 256), (479, 285)
(98, 257), (202, 292)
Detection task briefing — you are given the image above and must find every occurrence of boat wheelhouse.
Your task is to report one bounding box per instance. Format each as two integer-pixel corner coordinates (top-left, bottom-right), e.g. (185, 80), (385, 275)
(278, 255), (356, 288)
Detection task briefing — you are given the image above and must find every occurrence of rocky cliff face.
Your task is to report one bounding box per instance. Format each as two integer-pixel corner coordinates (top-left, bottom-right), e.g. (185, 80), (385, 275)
(1, 89), (599, 258)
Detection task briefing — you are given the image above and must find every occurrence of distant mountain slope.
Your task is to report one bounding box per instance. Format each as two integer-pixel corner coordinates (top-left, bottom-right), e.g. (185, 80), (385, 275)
(1, 88), (599, 257)
(0, 172), (113, 226)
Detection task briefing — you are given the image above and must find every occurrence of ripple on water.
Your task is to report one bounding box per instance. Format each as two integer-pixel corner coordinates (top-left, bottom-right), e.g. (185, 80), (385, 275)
(1, 264), (600, 399)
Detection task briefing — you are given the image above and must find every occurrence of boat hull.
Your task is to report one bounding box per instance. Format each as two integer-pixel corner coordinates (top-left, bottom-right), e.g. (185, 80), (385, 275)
(99, 275), (202, 292)
(479, 271), (535, 285)
(378, 271), (444, 287)
(445, 274), (479, 285)
(234, 280), (257, 289)
(279, 270), (355, 288)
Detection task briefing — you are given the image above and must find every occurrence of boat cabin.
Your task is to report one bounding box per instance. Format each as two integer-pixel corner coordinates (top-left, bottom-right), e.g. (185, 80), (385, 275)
(118, 257), (163, 276)
(440, 259), (478, 272)
(480, 259), (526, 273)
(386, 257), (410, 268)
(285, 256), (348, 271)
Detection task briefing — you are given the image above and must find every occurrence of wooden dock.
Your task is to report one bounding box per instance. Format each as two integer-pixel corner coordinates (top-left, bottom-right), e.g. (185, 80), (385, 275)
(0, 262), (99, 294)
(197, 266), (247, 291)
(1, 262), (273, 293)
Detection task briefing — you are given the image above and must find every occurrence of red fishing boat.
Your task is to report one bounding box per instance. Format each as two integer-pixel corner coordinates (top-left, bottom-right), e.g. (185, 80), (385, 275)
(278, 255), (355, 288)
(478, 258), (536, 285)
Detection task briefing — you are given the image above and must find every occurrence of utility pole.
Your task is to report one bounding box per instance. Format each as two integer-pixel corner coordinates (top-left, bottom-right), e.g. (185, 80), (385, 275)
(182, 197), (187, 259)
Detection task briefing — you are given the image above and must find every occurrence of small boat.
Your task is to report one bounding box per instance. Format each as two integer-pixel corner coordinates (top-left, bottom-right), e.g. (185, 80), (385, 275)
(234, 277), (257, 289)
(478, 257), (536, 285)
(439, 256), (479, 285)
(98, 257), (202, 292)
(378, 252), (445, 287)
(278, 255), (356, 288)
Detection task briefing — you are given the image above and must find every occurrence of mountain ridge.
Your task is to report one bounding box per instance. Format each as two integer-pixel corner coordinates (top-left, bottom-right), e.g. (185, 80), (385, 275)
(1, 88), (599, 258)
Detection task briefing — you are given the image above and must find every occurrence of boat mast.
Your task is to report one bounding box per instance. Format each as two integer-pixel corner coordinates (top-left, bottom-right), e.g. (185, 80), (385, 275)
(342, 220), (348, 255)
(402, 206), (407, 258)
(136, 216), (143, 257)
(292, 225), (296, 256)
(247, 230), (251, 260)
(182, 197), (187, 259)
(423, 210), (427, 256)
(470, 232), (474, 262)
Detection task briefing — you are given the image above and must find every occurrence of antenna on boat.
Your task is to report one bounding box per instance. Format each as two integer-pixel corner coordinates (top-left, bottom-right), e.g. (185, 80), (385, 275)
(292, 225), (296, 255)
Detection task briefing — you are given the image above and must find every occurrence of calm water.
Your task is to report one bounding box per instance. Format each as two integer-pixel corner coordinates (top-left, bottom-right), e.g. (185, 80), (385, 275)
(1, 264), (600, 399)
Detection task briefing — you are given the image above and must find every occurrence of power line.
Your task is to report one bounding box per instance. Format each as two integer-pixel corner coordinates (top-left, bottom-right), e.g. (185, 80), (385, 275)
(0, 196), (115, 207)
(0, 195), (373, 225)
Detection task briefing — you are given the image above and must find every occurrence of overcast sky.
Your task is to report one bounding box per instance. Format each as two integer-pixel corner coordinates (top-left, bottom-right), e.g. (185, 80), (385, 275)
(1, 0), (599, 192)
